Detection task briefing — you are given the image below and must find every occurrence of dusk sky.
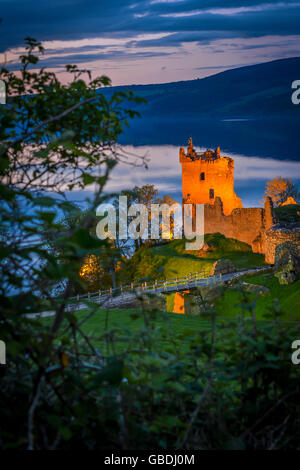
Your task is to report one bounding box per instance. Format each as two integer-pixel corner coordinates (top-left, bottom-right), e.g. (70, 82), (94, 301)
(1, 0), (300, 85)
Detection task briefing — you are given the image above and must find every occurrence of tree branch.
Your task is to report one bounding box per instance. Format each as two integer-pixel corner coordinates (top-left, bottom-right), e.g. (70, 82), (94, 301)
(3, 95), (99, 148)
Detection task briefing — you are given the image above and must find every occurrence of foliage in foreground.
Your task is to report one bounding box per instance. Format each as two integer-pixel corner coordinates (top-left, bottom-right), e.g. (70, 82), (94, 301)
(1, 39), (299, 451)
(1, 301), (300, 450)
(0, 38), (144, 312)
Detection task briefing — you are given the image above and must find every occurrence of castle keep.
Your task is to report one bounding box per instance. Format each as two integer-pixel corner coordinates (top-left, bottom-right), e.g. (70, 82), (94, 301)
(180, 137), (243, 215)
(180, 139), (276, 258)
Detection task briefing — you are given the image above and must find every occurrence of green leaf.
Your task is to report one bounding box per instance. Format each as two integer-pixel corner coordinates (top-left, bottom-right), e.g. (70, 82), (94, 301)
(89, 360), (124, 388)
(82, 173), (95, 185)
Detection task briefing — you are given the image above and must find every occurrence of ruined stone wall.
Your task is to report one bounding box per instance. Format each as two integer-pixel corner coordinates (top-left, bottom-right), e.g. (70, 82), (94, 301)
(265, 224), (300, 264)
(203, 197), (266, 252)
(200, 197), (300, 263)
(179, 140), (288, 263)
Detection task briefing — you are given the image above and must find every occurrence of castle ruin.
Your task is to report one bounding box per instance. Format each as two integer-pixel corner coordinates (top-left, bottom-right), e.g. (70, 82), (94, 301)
(180, 137), (243, 215)
(180, 138), (277, 260)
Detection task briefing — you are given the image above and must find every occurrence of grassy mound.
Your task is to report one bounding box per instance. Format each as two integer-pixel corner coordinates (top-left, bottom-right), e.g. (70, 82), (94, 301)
(125, 233), (266, 282)
(215, 272), (300, 321)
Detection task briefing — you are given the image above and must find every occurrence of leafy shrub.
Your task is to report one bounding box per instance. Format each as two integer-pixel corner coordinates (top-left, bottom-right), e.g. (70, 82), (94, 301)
(1, 302), (300, 449)
(0, 39), (299, 451)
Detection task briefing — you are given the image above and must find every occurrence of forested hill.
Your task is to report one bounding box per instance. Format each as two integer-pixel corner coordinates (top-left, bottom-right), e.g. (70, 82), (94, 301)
(100, 57), (300, 118)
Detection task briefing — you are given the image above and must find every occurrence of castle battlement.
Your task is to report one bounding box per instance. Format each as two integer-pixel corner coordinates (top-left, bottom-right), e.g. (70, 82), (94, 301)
(180, 137), (221, 162)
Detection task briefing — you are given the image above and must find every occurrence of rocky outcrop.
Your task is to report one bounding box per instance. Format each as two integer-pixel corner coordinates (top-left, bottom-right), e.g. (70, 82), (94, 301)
(265, 223), (300, 264)
(273, 240), (300, 284)
(210, 258), (236, 275)
(240, 282), (270, 295)
(274, 241), (299, 266)
(275, 267), (297, 285)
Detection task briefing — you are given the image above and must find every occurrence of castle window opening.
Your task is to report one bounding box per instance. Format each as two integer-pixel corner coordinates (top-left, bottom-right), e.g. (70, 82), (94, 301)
(200, 172), (205, 181)
(209, 189), (214, 199)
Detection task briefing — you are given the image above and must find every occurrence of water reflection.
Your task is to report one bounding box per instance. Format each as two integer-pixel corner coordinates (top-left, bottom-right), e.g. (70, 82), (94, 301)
(119, 117), (300, 162)
(105, 145), (300, 208)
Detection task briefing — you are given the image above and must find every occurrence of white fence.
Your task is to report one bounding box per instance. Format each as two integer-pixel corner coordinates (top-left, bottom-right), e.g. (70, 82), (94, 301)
(73, 270), (228, 303)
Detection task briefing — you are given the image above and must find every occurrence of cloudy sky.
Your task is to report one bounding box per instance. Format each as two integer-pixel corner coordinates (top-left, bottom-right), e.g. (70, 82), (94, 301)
(1, 0), (300, 85)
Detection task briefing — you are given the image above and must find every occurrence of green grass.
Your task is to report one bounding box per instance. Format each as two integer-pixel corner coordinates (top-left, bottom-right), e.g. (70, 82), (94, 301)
(42, 307), (216, 354)
(131, 233), (266, 281)
(215, 272), (300, 321)
(42, 298), (299, 356)
(78, 308), (213, 336)
(44, 306), (253, 355)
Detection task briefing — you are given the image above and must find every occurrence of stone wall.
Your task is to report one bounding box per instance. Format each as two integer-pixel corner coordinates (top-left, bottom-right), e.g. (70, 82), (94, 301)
(265, 224), (300, 264)
(179, 140), (300, 264)
(201, 196), (275, 254)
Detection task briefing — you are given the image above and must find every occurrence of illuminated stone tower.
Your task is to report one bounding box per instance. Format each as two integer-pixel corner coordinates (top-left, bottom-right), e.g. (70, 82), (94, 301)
(180, 137), (243, 215)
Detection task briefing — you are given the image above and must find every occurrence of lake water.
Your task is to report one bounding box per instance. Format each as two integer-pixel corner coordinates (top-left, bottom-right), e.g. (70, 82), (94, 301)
(66, 117), (300, 208)
(106, 145), (300, 208)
